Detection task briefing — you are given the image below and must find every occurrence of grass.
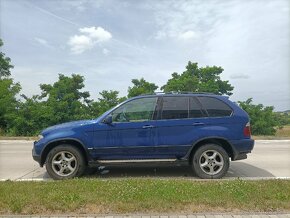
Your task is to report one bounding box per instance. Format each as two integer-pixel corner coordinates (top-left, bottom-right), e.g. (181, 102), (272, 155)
(276, 125), (290, 137)
(0, 178), (290, 215)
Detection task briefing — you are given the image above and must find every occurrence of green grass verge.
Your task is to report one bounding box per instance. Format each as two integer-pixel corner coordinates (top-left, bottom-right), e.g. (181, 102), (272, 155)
(0, 179), (289, 214)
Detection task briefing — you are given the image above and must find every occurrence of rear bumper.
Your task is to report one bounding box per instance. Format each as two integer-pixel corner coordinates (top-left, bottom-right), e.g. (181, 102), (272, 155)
(230, 138), (255, 161)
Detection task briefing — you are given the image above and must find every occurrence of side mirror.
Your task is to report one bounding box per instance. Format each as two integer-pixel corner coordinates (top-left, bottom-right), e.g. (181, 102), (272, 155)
(102, 114), (113, 124)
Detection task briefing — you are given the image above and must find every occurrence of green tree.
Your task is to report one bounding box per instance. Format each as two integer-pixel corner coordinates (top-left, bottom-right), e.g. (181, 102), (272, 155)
(0, 39), (14, 78)
(91, 90), (126, 116)
(39, 74), (91, 124)
(128, 78), (158, 98)
(0, 39), (21, 134)
(238, 98), (280, 135)
(161, 61), (234, 95)
(275, 112), (290, 126)
(8, 95), (53, 136)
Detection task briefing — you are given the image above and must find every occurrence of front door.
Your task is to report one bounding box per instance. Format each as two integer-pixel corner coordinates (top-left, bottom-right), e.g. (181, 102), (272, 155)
(93, 97), (158, 160)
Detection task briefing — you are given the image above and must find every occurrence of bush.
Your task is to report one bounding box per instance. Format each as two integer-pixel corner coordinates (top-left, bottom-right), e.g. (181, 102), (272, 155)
(238, 98), (280, 135)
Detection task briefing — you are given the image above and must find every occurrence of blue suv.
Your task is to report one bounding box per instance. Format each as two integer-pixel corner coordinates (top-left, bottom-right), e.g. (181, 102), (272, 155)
(32, 93), (254, 179)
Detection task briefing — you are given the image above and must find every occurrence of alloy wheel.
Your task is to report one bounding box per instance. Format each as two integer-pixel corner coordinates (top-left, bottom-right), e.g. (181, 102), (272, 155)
(199, 150), (224, 175)
(51, 151), (78, 177)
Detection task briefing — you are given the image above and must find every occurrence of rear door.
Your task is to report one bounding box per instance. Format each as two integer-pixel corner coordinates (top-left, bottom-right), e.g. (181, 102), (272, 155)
(196, 96), (234, 138)
(153, 96), (208, 159)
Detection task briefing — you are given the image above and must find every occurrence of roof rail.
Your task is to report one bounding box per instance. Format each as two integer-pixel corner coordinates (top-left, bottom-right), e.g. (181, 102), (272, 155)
(154, 92), (165, 95)
(153, 91), (218, 95)
(176, 91), (217, 95)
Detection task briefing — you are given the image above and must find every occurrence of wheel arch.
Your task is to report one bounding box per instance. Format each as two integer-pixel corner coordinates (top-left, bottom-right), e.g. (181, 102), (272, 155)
(40, 138), (90, 167)
(187, 137), (234, 163)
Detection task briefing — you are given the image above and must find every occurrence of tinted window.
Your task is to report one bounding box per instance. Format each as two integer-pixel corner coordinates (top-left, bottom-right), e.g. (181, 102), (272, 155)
(198, 97), (232, 117)
(161, 97), (188, 120)
(189, 97), (204, 118)
(112, 97), (157, 122)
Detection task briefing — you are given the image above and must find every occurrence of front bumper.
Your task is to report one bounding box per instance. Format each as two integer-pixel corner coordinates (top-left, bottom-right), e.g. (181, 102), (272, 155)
(32, 141), (41, 165)
(231, 138), (255, 161)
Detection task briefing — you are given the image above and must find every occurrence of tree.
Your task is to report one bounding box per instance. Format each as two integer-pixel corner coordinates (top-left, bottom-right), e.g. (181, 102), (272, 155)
(0, 39), (14, 78)
(8, 95), (53, 136)
(128, 78), (158, 98)
(91, 90), (126, 116)
(0, 79), (21, 133)
(0, 39), (21, 134)
(238, 98), (280, 135)
(161, 61), (234, 95)
(39, 74), (91, 124)
(275, 111), (290, 126)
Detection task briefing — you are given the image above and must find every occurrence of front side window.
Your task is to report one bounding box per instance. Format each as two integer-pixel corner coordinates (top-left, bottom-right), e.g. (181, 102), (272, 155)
(161, 97), (188, 120)
(112, 97), (157, 122)
(198, 97), (233, 117)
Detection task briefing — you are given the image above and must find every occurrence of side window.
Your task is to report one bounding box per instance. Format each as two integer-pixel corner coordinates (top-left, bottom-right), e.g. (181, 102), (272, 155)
(189, 97), (204, 118)
(198, 97), (233, 117)
(161, 97), (188, 120)
(112, 97), (157, 122)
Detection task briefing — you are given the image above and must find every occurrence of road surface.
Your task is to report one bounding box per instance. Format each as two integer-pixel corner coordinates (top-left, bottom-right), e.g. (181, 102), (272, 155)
(0, 140), (289, 180)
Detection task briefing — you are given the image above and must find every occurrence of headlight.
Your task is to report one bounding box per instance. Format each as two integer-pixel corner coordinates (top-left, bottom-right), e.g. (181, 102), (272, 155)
(37, 135), (44, 140)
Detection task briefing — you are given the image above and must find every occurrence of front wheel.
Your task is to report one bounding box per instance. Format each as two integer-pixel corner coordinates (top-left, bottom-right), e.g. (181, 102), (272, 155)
(46, 145), (86, 180)
(192, 144), (229, 179)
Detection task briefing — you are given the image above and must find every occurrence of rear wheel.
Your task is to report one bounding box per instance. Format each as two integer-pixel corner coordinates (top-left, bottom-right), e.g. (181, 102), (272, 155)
(192, 144), (229, 179)
(46, 145), (86, 180)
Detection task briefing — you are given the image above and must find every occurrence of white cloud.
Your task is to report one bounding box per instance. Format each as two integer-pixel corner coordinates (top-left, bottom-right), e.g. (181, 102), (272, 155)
(65, 0), (87, 12)
(68, 35), (94, 54)
(155, 30), (167, 40)
(102, 48), (110, 55)
(152, 1), (213, 41)
(34, 37), (54, 49)
(178, 30), (198, 40)
(58, 0), (105, 12)
(79, 26), (112, 42)
(68, 26), (112, 54)
(34, 37), (48, 46)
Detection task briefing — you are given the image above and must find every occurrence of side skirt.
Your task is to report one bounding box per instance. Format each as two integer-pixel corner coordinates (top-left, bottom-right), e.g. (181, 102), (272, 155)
(88, 158), (189, 167)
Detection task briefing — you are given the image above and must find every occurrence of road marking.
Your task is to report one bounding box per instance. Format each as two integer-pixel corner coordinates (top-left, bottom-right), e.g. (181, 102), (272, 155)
(257, 140), (290, 143)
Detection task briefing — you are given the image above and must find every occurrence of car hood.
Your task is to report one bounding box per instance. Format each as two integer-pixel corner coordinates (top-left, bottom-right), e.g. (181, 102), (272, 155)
(41, 120), (96, 136)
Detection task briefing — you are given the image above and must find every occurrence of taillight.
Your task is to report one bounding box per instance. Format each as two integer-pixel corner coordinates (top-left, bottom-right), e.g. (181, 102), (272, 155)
(243, 122), (251, 137)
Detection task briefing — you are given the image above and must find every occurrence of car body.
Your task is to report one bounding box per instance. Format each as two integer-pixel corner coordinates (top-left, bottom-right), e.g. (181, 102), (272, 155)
(32, 93), (254, 179)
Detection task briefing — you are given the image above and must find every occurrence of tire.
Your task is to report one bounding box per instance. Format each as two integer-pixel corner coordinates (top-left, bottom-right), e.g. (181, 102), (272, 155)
(45, 144), (86, 180)
(192, 144), (229, 179)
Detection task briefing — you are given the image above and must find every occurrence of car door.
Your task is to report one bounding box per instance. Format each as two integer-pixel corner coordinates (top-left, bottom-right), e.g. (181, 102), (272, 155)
(153, 96), (209, 159)
(92, 97), (158, 160)
(196, 96), (234, 136)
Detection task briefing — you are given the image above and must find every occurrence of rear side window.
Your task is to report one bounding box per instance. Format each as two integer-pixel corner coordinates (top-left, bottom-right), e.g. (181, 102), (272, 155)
(189, 97), (204, 118)
(161, 97), (188, 119)
(198, 97), (233, 117)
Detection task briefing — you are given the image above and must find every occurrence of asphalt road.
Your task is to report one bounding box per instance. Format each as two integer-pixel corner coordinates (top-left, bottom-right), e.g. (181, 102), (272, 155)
(0, 140), (289, 180)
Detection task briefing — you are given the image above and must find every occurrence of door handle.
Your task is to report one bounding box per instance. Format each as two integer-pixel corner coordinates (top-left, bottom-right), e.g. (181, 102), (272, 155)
(192, 122), (205, 126)
(142, 125), (154, 129)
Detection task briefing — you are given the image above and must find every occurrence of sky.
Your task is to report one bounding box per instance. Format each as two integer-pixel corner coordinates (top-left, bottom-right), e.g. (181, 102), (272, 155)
(0, 0), (289, 111)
